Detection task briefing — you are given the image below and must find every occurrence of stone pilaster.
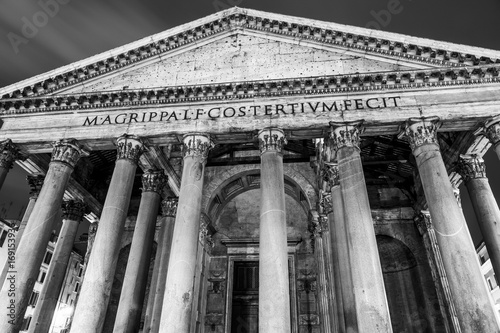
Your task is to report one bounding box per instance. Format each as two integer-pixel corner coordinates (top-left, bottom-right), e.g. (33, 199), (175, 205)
(144, 197), (178, 333)
(70, 134), (146, 333)
(457, 154), (500, 288)
(256, 128), (291, 333)
(28, 200), (86, 333)
(0, 139), (88, 333)
(402, 117), (500, 333)
(113, 170), (167, 333)
(0, 139), (22, 191)
(159, 134), (212, 333)
(330, 121), (392, 333)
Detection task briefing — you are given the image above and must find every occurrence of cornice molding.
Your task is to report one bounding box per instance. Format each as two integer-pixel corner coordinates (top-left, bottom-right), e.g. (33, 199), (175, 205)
(1, 65), (500, 115)
(2, 8), (499, 103)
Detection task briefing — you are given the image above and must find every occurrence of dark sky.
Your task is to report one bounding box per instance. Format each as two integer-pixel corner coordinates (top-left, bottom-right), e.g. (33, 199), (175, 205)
(1, 0), (500, 245)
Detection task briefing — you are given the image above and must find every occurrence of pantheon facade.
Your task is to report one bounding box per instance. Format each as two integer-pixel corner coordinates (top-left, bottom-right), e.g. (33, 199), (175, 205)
(1, 7), (500, 333)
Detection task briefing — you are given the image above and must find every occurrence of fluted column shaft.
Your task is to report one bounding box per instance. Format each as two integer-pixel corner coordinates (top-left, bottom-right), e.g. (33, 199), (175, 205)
(0, 139), (22, 192)
(113, 170), (167, 333)
(404, 117), (500, 332)
(258, 128), (291, 333)
(0, 139), (87, 333)
(330, 122), (392, 333)
(70, 134), (145, 333)
(144, 198), (177, 333)
(28, 200), (86, 333)
(159, 134), (212, 333)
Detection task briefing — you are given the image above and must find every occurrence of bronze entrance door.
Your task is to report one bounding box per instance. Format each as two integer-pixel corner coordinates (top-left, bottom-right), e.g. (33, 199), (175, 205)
(231, 261), (259, 333)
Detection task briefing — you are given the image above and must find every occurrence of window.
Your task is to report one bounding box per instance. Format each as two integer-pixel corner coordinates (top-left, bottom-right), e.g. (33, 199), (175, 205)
(43, 251), (53, 265)
(78, 267), (83, 277)
(66, 293), (71, 304)
(0, 230), (8, 247)
(480, 255), (486, 264)
(488, 278), (494, 291)
(28, 291), (39, 307)
(21, 316), (32, 331)
(38, 271), (46, 284)
(74, 282), (80, 293)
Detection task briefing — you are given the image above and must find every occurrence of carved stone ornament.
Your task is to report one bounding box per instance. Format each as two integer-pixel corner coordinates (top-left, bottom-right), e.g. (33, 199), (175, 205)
(322, 163), (339, 189)
(141, 169), (168, 194)
(0, 139), (22, 169)
(258, 128), (287, 154)
(26, 175), (45, 197)
(182, 133), (213, 160)
(116, 134), (146, 163)
(457, 154), (487, 182)
(161, 197), (178, 217)
(401, 116), (441, 152)
(482, 115), (500, 145)
(329, 121), (364, 151)
(199, 216), (215, 250)
(414, 210), (433, 236)
(319, 190), (333, 215)
(61, 200), (87, 222)
(319, 214), (329, 232)
(51, 139), (90, 168)
(453, 186), (462, 209)
(308, 218), (322, 238)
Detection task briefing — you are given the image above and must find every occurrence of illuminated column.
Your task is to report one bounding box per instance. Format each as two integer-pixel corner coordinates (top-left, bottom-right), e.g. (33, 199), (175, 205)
(402, 117), (500, 332)
(458, 155), (500, 277)
(0, 139), (22, 191)
(258, 128), (290, 333)
(28, 200), (86, 333)
(0, 139), (88, 333)
(70, 134), (145, 333)
(482, 116), (500, 160)
(113, 170), (167, 333)
(144, 197), (178, 333)
(159, 134), (212, 333)
(330, 121), (392, 333)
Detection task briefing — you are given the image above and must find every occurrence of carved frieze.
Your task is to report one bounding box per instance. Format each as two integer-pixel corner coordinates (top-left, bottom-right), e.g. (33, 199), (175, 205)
(0, 139), (22, 169)
(329, 121), (364, 150)
(161, 197), (178, 217)
(51, 139), (89, 168)
(116, 134), (146, 164)
(258, 128), (287, 154)
(26, 175), (44, 197)
(141, 169), (167, 194)
(456, 154), (486, 182)
(61, 200), (87, 222)
(182, 134), (213, 160)
(401, 117), (441, 152)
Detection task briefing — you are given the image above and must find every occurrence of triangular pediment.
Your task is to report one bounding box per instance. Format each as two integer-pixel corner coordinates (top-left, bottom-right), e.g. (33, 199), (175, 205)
(2, 7), (500, 100)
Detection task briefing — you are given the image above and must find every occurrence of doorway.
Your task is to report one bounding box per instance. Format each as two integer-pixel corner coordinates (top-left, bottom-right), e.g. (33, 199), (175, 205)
(231, 261), (259, 333)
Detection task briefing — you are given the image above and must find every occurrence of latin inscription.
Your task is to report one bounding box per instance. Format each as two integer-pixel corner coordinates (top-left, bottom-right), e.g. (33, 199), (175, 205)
(83, 96), (401, 126)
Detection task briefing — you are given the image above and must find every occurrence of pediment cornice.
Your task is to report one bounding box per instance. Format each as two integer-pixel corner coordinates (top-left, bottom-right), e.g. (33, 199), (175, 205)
(2, 7), (500, 101)
(1, 64), (499, 114)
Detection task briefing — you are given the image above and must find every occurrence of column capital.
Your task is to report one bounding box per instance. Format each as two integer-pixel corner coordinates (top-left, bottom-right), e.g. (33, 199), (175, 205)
(51, 139), (89, 168)
(400, 116), (441, 152)
(258, 128), (287, 154)
(308, 217), (323, 238)
(116, 134), (146, 164)
(0, 139), (23, 169)
(61, 200), (87, 222)
(141, 170), (167, 194)
(26, 175), (44, 198)
(414, 210), (433, 236)
(161, 197), (178, 217)
(329, 121), (364, 151)
(182, 133), (213, 160)
(480, 115), (500, 145)
(456, 154), (486, 182)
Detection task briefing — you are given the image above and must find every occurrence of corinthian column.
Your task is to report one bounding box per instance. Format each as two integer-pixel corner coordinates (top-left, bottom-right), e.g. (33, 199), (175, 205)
(458, 155), (500, 278)
(113, 170), (167, 333)
(257, 128), (290, 333)
(70, 134), (146, 333)
(329, 121), (392, 333)
(0, 139), (22, 191)
(28, 200), (86, 333)
(482, 116), (500, 160)
(159, 134), (213, 333)
(144, 197), (178, 333)
(0, 139), (88, 333)
(402, 117), (500, 332)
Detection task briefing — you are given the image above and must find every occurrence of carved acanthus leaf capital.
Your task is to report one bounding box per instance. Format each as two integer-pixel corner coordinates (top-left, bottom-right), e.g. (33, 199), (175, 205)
(401, 117), (441, 152)
(258, 128), (287, 154)
(457, 154), (487, 182)
(116, 134), (146, 164)
(414, 210), (433, 235)
(61, 200), (87, 222)
(481, 116), (500, 145)
(329, 121), (364, 151)
(161, 197), (178, 217)
(51, 139), (89, 168)
(26, 175), (44, 197)
(0, 139), (23, 169)
(141, 170), (167, 194)
(318, 190), (333, 215)
(322, 163), (339, 189)
(182, 134), (213, 160)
